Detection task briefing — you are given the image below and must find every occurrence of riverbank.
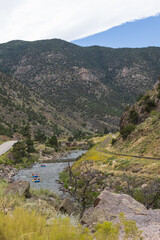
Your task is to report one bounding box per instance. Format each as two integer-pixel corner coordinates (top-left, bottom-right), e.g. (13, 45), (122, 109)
(0, 164), (18, 182)
(13, 150), (87, 198)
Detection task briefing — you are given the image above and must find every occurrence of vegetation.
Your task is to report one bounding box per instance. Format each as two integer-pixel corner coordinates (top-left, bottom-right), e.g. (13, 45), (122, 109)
(113, 82), (160, 157)
(0, 140), (38, 167)
(120, 125), (135, 140)
(95, 213), (143, 240)
(129, 109), (139, 124)
(60, 136), (160, 210)
(60, 161), (103, 215)
(34, 129), (47, 143)
(0, 41), (160, 133)
(46, 135), (58, 150)
(0, 180), (142, 240)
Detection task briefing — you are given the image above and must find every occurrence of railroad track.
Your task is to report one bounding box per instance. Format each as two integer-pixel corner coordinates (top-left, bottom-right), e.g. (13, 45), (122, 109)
(96, 136), (160, 161)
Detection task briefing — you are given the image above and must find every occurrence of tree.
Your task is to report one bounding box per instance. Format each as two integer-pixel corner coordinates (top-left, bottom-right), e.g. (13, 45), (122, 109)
(26, 139), (35, 153)
(104, 127), (109, 134)
(46, 136), (58, 148)
(120, 125), (135, 140)
(68, 136), (74, 142)
(20, 124), (31, 138)
(129, 109), (139, 124)
(12, 141), (27, 163)
(34, 129), (46, 143)
(66, 161), (104, 217)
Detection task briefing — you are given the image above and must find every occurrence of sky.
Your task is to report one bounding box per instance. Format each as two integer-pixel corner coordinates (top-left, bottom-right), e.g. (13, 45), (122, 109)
(73, 15), (160, 48)
(0, 0), (160, 44)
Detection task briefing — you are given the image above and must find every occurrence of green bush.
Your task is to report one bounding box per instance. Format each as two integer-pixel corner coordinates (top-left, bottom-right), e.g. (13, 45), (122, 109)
(26, 139), (35, 153)
(144, 99), (156, 112)
(111, 138), (117, 145)
(12, 141), (27, 163)
(0, 207), (92, 240)
(46, 136), (58, 148)
(129, 109), (139, 124)
(157, 92), (160, 99)
(94, 213), (142, 240)
(34, 129), (46, 143)
(120, 125), (136, 140)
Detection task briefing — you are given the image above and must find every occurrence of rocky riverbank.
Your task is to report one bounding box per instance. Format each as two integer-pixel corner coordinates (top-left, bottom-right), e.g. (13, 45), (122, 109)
(0, 164), (18, 182)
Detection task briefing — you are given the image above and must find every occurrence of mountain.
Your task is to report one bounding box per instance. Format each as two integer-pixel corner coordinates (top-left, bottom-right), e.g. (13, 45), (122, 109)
(110, 80), (160, 157)
(0, 71), (90, 137)
(0, 39), (160, 133)
(72, 15), (160, 48)
(0, 71), (64, 137)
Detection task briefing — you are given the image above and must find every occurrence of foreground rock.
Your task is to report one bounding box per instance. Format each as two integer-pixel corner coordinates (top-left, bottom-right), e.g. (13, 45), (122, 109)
(5, 180), (30, 197)
(81, 190), (160, 240)
(59, 198), (77, 215)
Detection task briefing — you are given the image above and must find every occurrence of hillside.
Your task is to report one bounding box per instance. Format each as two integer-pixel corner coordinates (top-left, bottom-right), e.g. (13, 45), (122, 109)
(59, 82), (160, 214)
(108, 80), (160, 157)
(0, 39), (160, 132)
(0, 71), (89, 137)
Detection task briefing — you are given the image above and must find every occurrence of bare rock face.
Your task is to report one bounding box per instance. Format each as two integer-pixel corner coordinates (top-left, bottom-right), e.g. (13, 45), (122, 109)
(0, 164), (18, 182)
(81, 190), (160, 240)
(59, 198), (77, 215)
(5, 180), (30, 197)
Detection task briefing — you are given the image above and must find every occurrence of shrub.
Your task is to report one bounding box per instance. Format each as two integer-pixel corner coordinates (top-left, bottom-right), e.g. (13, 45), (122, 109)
(0, 207), (93, 240)
(157, 92), (160, 99)
(68, 136), (74, 142)
(34, 129), (46, 143)
(120, 125), (136, 140)
(46, 136), (58, 148)
(129, 109), (139, 124)
(136, 93), (144, 102)
(94, 213), (142, 240)
(104, 127), (109, 134)
(144, 99), (156, 112)
(12, 141), (27, 163)
(111, 138), (117, 145)
(26, 139), (35, 153)
(143, 95), (150, 103)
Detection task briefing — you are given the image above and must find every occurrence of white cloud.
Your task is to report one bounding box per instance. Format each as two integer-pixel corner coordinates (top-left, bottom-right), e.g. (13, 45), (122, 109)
(0, 0), (160, 43)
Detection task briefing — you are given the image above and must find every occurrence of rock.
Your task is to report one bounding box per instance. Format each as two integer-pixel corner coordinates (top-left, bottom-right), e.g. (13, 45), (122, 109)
(59, 198), (77, 215)
(81, 190), (160, 240)
(0, 164), (18, 181)
(141, 183), (148, 189)
(5, 180), (30, 197)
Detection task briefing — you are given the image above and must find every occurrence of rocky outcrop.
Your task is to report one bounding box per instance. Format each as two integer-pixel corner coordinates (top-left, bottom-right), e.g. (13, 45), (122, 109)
(58, 198), (77, 215)
(0, 164), (18, 182)
(5, 180), (30, 197)
(120, 81), (160, 130)
(81, 190), (160, 240)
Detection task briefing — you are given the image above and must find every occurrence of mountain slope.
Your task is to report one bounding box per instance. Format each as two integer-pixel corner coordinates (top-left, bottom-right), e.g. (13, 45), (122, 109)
(0, 71), (89, 137)
(109, 80), (160, 157)
(0, 39), (160, 132)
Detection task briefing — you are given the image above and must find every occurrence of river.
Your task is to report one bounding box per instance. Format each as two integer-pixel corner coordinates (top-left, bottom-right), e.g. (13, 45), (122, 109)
(14, 150), (86, 198)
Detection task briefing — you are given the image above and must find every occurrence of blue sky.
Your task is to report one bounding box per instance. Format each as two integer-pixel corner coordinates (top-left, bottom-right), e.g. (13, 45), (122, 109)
(72, 15), (160, 48)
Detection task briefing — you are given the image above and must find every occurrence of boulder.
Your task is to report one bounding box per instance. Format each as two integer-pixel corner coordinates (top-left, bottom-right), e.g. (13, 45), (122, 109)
(5, 180), (30, 197)
(81, 190), (160, 240)
(58, 198), (77, 215)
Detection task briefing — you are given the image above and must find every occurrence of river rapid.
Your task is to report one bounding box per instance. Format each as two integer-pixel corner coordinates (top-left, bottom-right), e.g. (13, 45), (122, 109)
(14, 150), (86, 198)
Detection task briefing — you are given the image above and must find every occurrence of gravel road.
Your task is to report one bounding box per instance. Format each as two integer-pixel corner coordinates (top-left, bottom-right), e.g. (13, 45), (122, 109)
(0, 141), (17, 156)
